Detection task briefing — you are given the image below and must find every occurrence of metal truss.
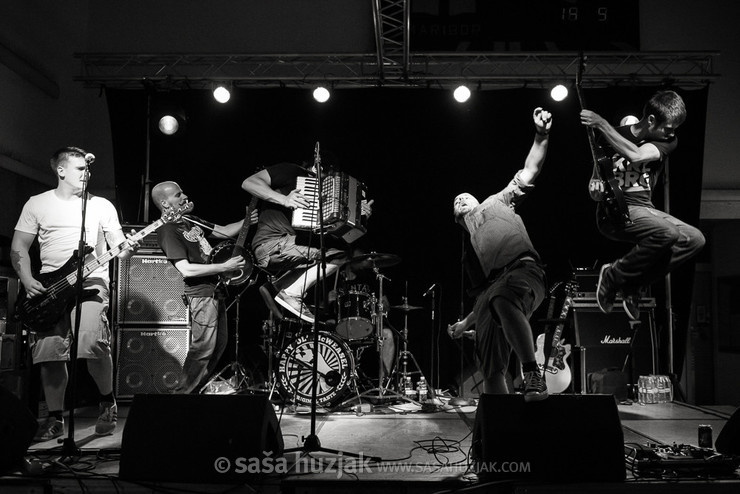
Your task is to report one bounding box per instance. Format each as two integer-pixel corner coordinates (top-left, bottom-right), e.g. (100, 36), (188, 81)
(74, 50), (717, 90)
(372, 0), (410, 82)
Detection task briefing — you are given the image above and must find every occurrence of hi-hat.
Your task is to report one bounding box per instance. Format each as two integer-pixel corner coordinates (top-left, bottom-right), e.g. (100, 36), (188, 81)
(390, 303), (423, 312)
(349, 251), (401, 270)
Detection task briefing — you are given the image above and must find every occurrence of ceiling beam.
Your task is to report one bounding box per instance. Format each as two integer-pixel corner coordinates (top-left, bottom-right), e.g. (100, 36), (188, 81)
(74, 51), (718, 90)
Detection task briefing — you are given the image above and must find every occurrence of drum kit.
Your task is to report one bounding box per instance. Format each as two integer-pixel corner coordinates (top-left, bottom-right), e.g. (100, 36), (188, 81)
(265, 251), (427, 409)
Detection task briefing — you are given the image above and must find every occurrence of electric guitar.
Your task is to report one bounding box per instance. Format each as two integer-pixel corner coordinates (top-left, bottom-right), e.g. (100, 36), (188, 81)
(576, 54), (632, 226)
(207, 196), (258, 286)
(15, 202), (192, 333)
(535, 281), (575, 394)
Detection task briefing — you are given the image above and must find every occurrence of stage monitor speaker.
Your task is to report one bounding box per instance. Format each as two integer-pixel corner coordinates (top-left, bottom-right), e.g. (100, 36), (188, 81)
(0, 384), (37, 474)
(119, 394), (284, 483)
(116, 252), (189, 325)
(115, 326), (189, 398)
(716, 406), (740, 455)
(572, 299), (655, 383)
(472, 394), (625, 482)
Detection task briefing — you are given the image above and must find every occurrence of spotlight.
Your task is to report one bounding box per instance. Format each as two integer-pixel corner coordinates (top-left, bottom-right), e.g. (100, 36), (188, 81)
(158, 115), (180, 135)
(151, 99), (187, 136)
(453, 85), (471, 103)
(620, 115), (639, 126)
(550, 84), (568, 102)
(313, 86), (330, 103)
(213, 84), (231, 104)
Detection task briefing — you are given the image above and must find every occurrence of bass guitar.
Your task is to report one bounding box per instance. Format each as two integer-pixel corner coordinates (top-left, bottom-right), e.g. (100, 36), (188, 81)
(15, 202), (192, 333)
(535, 281), (575, 394)
(207, 196), (258, 286)
(576, 54), (631, 226)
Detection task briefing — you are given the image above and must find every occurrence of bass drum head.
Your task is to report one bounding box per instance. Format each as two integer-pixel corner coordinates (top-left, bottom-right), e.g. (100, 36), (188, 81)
(277, 332), (354, 408)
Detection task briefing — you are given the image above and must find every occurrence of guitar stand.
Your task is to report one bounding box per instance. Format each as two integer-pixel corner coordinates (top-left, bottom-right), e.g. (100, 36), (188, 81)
(200, 283), (251, 395)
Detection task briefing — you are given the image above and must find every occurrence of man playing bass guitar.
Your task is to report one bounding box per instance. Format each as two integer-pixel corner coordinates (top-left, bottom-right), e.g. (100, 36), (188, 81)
(12, 147), (139, 441)
(581, 90), (705, 320)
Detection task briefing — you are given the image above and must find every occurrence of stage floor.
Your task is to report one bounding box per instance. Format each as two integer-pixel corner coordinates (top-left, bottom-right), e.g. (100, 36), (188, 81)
(2, 395), (739, 494)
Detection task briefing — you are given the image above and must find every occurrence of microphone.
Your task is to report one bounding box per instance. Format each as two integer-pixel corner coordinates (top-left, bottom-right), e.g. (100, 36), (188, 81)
(422, 283), (437, 297)
(84, 153), (95, 164)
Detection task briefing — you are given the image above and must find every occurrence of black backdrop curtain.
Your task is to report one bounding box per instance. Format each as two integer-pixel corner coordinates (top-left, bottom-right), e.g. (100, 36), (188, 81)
(106, 85), (708, 390)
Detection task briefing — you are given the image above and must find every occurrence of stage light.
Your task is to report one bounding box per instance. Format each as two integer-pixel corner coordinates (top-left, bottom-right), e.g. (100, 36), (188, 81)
(313, 86), (330, 103)
(550, 84), (568, 102)
(158, 115), (180, 135)
(620, 115), (639, 126)
(151, 99), (187, 136)
(213, 84), (231, 104)
(453, 85), (471, 103)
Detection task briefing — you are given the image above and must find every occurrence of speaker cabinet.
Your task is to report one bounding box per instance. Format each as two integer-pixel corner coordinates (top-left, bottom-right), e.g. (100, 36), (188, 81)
(572, 299), (656, 382)
(115, 326), (189, 398)
(0, 384), (37, 474)
(472, 394), (625, 482)
(120, 394), (284, 483)
(116, 252), (189, 325)
(717, 406), (740, 455)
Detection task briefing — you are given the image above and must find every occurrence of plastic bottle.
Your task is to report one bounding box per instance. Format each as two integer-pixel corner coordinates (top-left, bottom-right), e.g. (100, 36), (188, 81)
(417, 377), (428, 403)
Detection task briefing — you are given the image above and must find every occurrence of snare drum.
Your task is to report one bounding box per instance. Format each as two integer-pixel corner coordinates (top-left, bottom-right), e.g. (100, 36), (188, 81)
(336, 284), (374, 340)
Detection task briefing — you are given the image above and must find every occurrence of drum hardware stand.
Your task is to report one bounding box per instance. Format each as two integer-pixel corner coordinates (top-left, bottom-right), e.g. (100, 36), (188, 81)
(385, 295), (425, 394)
(200, 281), (253, 395)
(282, 142), (376, 461)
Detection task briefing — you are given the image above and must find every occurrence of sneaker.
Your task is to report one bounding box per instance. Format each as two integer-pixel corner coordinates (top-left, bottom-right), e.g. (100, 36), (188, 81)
(622, 290), (640, 321)
(596, 264), (616, 314)
(34, 417), (64, 442)
(275, 290), (315, 323)
(523, 370), (548, 402)
(95, 402), (118, 435)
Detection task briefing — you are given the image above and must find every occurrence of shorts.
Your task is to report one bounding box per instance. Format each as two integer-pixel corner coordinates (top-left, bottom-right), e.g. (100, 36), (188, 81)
(475, 260), (546, 379)
(30, 278), (112, 363)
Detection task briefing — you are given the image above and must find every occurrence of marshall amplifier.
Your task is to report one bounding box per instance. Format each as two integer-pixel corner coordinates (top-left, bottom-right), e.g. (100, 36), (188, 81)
(572, 298), (656, 387)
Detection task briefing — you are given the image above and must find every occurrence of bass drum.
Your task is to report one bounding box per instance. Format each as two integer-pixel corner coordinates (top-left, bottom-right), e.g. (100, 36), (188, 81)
(277, 332), (354, 408)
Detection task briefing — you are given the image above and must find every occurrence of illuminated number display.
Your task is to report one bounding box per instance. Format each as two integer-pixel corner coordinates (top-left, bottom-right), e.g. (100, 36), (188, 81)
(411, 0), (639, 51)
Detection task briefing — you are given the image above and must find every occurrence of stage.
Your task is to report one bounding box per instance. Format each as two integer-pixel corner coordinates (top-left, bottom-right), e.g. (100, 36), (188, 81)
(2, 396), (739, 494)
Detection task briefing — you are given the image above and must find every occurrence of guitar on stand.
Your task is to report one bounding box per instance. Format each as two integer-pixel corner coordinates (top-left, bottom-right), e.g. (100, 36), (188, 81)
(576, 53), (631, 227)
(535, 281), (576, 394)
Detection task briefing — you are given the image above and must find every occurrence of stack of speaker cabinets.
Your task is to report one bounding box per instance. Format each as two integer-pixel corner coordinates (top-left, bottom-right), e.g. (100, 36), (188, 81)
(570, 269), (657, 394)
(113, 226), (189, 399)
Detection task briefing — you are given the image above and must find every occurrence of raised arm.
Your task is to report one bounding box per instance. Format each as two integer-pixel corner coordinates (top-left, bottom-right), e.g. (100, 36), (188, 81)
(580, 109), (661, 163)
(519, 107), (552, 186)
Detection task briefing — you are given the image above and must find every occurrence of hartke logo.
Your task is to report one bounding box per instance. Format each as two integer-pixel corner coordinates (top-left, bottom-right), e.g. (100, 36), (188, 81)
(141, 258), (168, 264)
(600, 335), (631, 344)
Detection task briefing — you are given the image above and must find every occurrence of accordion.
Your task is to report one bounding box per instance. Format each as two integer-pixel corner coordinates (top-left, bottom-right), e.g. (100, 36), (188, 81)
(291, 172), (367, 243)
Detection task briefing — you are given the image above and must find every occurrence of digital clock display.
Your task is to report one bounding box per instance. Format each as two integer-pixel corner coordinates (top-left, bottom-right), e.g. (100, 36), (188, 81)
(410, 0), (640, 51)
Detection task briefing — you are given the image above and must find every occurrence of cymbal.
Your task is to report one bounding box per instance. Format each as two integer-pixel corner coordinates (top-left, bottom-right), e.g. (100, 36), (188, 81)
(390, 303), (423, 312)
(349, 252), (401, 269)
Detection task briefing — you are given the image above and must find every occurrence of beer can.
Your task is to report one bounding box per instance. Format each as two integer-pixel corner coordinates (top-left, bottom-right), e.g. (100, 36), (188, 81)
(698, 424), (713, 448)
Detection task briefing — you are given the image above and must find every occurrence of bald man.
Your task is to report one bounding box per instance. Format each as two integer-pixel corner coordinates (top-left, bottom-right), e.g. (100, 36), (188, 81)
(151, 181), (246, 394)
(448, 108), (552, 402)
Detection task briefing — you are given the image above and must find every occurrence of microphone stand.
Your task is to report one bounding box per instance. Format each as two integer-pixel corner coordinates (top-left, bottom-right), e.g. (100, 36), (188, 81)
(449, 231), (475, 407)
(283, 142), (372, 461)
(58, 159), (93, 460)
